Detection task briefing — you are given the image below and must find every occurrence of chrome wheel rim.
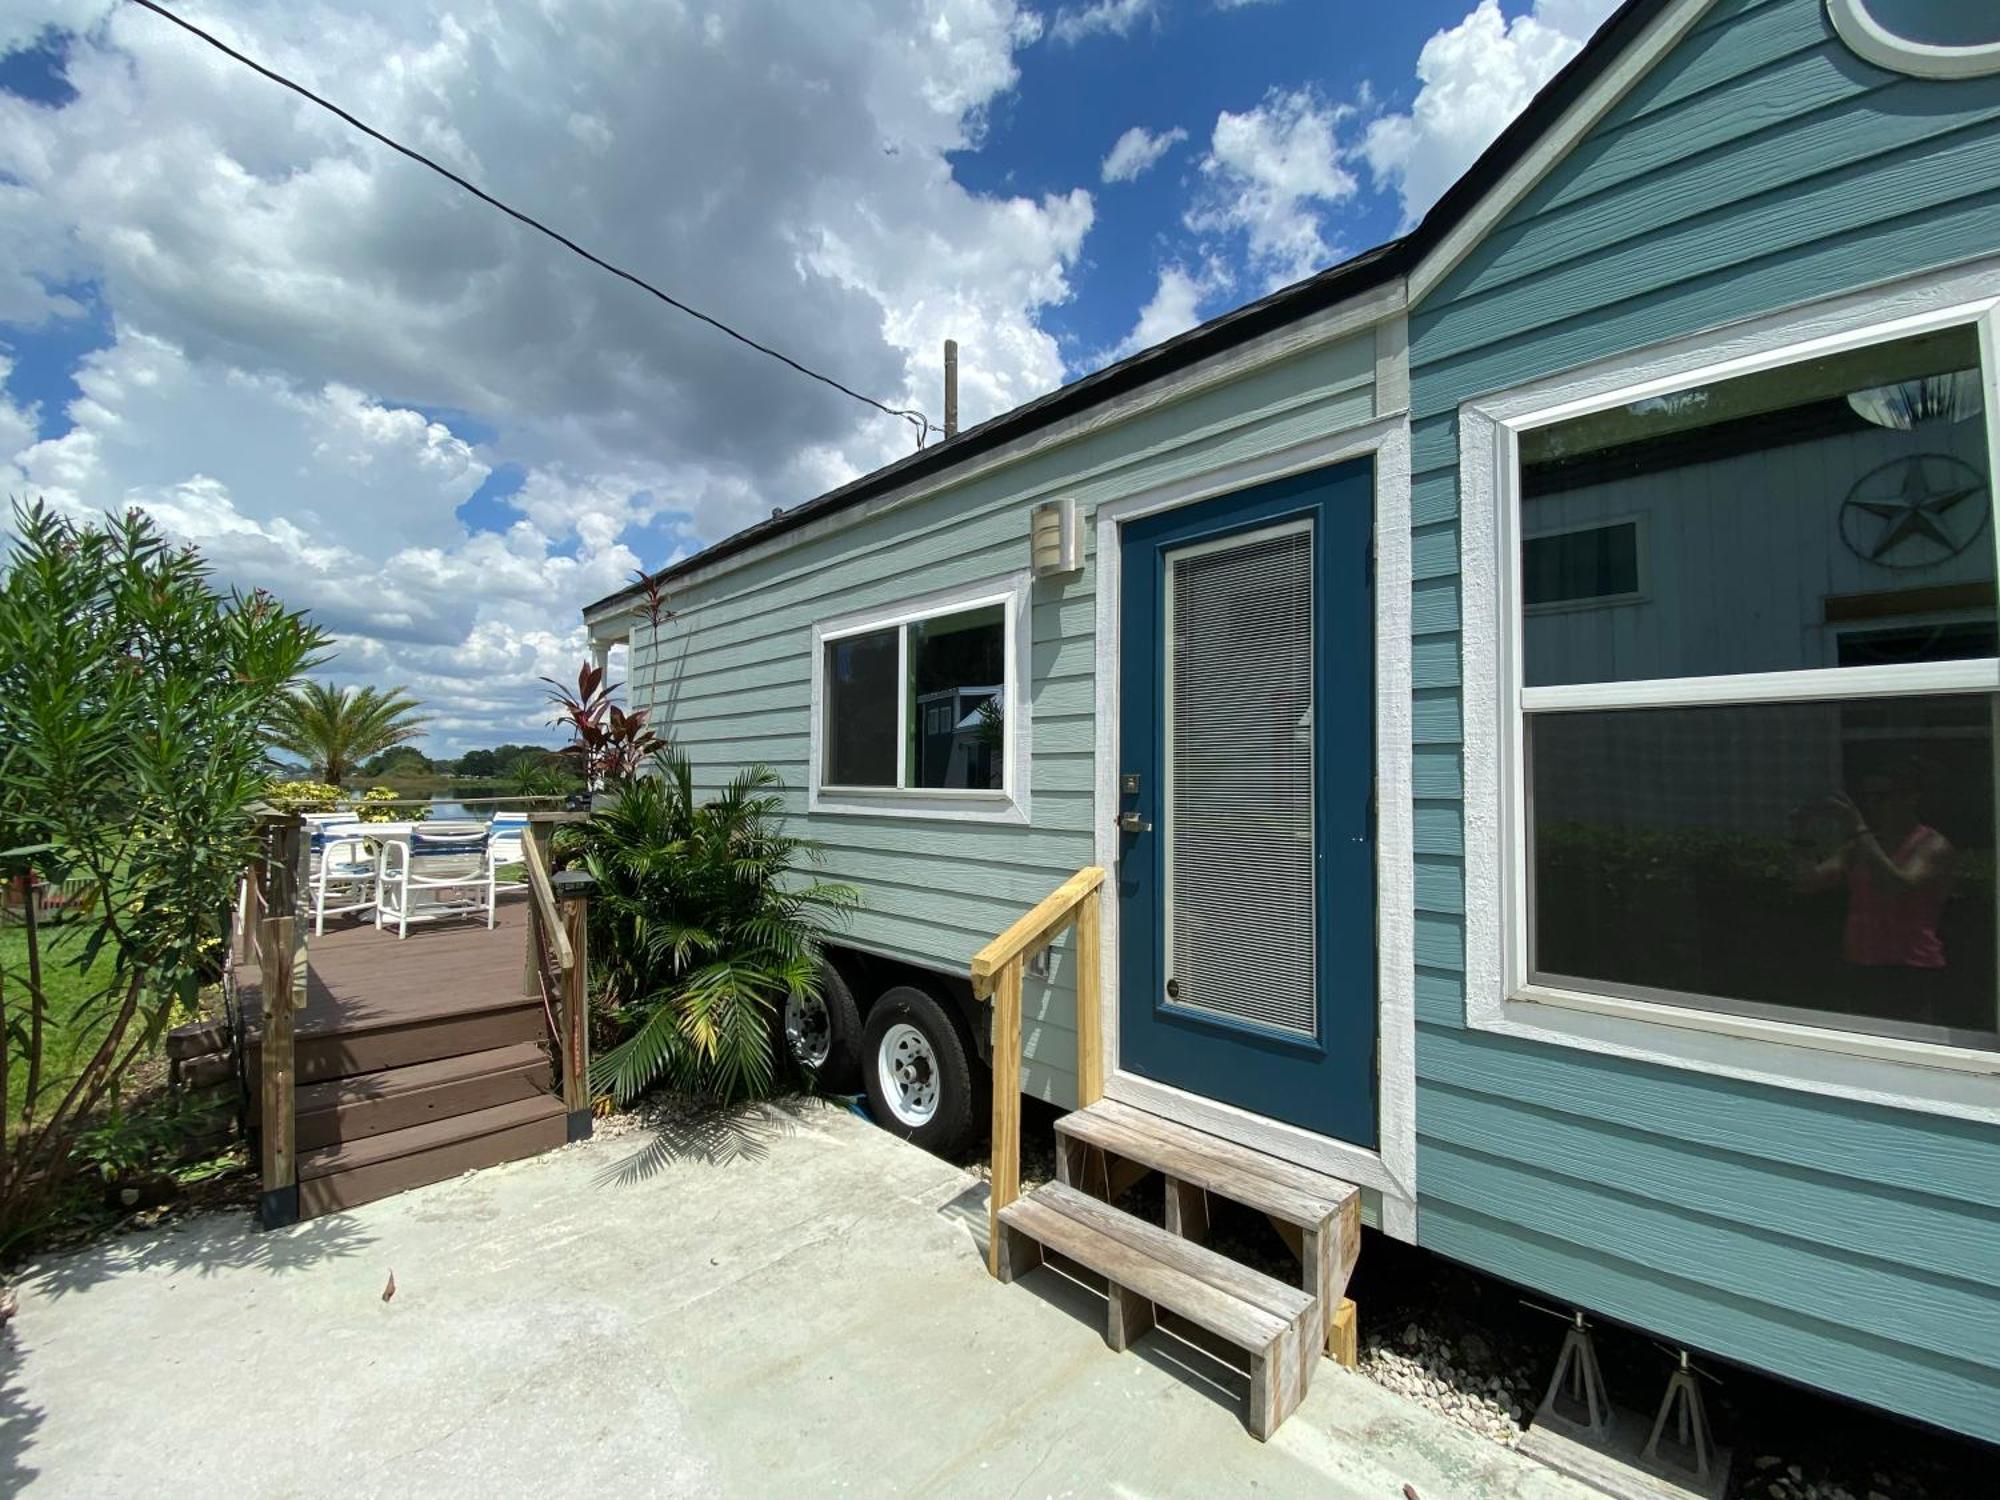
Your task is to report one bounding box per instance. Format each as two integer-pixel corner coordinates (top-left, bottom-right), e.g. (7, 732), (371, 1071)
(877, 1022), (939, 1127)
(785, 990), (832, 1069)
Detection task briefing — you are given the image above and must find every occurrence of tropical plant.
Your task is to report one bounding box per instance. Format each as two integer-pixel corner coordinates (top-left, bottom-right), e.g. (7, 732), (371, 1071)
(268, 681), (428, 786)
(544, 663), (665, 790)
(0, 501), (325, 1248)
(262, 779), (343, 814)
(508, 752), (583, 800)
(584, 754), (857, 1105)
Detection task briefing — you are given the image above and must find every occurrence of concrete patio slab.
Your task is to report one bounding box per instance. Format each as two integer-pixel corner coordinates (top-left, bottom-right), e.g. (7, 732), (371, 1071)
(2, 1101), (1596, 1498)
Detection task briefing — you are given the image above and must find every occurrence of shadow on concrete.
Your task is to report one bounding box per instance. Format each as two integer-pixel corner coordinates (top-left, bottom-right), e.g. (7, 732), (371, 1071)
(5, 1207), (376, 1488)
(16, 1205), (377, 1304)
(949, 1201), (1260, 1436)
(935, 1180), (992, 1257)
(0, 1327), (41, 1495)
(594, 1095), (832, 1188)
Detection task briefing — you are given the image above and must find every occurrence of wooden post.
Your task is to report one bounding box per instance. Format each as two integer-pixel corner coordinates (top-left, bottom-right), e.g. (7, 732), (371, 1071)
(1073, 884), (1102, 1108)
(257, 911), (299, 1228)
(1330, 1298), (1359, 1368)
(553, 869), (595, 1142)
(987, 956), (1023, 1277)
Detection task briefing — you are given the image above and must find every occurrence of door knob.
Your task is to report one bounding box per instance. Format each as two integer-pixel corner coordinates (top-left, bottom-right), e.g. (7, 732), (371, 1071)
(1117, 812), (1152, 834)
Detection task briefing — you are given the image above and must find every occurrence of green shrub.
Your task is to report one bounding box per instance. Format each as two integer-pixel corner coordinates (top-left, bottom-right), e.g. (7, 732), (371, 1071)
(584, 754), (857, 1105)
(263, 779), (343, 813)
(0, 501), (325, 1249)
(355, 786), (426, 823)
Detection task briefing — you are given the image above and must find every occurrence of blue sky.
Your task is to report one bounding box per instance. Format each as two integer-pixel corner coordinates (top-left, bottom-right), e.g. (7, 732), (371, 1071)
(0, 0), (1615, 751)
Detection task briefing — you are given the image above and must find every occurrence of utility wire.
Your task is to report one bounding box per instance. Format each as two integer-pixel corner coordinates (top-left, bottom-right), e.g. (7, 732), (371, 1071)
(126, 0), (936, 447)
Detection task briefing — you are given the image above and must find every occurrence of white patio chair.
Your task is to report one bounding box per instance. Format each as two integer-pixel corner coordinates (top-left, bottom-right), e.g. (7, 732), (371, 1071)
(488, 811), (530, 895)
(308, 822), (378, 936)
(374, 821), (496, 938)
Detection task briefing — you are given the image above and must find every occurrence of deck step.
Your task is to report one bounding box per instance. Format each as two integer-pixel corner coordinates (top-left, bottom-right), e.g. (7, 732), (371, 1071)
(294, 1042), (553, 1151)
(998, 1180), (1317, 1440)
(1055, 1099), (1362, 1355)
(297, 1093), (566, 1219)
(248, 998), (546, 1086)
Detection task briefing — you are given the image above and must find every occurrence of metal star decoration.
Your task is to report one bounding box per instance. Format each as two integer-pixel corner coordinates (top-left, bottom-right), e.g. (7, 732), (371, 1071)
(1839, 454), (1989, 569)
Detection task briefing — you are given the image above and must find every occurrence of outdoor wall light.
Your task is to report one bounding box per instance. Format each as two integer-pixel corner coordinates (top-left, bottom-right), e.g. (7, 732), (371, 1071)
(1029, 497), (1083, 578)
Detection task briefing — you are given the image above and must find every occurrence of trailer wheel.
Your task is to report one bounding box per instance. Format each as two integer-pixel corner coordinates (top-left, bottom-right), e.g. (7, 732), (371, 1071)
(861, 985), (976, 1156)
(782, 961), (862, 1093)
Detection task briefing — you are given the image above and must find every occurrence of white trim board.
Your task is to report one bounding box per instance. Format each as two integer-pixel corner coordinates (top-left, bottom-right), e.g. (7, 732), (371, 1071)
(585, 279), (1408, 624)
(1091, 411), (1419, 1240)
(1409, 0), (1718, 307)
(806, 570), (1034, 826)
(1459, 255), (2000, 1127)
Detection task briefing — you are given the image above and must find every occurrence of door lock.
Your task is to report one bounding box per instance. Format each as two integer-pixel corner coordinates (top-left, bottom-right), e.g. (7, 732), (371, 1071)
(1117, 811), (1152, 835)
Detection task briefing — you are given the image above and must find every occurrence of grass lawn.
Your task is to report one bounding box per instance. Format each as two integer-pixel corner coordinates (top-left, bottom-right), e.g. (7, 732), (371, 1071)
(1, 913), (125, 1117)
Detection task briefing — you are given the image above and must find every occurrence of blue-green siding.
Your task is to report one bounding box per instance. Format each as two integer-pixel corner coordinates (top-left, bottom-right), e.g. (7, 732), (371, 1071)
(1408, 0), (2000, 1441)
(627, 330), (1380, 1109)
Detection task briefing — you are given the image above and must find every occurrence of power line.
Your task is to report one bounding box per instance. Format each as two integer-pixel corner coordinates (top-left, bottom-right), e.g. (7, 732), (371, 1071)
(125, 0), (936, 447)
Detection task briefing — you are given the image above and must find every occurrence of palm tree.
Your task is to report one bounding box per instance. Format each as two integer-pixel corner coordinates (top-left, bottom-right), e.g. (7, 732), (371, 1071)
(269, 682), (429, 785)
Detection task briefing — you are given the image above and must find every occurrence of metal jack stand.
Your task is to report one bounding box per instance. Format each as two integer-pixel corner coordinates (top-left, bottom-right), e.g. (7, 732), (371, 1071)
(1518, 1311), (1729, 1500)
(1536, 1308), (1613, 1443)
(1640, 1348), (1728, 1498)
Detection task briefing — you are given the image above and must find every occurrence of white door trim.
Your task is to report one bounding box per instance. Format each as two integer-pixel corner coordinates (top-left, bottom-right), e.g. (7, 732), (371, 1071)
(1091, 410), (1418, 1239)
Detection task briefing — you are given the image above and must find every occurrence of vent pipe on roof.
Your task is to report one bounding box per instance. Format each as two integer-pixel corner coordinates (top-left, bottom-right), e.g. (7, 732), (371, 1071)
(944, 339), (959, 439)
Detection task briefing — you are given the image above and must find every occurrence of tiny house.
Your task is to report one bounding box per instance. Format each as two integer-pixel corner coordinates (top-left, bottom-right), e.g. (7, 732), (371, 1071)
(587, 0), (2000, 1445)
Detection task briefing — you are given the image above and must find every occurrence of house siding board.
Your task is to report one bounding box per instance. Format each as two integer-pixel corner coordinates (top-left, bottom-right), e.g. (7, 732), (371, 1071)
(1406, 0), (2000, 1439)
(630, 333), (1378, 1108)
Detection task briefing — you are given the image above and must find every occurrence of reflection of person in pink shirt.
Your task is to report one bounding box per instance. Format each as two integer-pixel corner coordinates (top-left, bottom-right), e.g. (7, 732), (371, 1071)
(1798, 761), (1955, 1026)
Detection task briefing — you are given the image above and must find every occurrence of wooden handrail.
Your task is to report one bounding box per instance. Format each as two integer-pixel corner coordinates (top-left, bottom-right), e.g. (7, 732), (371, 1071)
(969, 866), (1105, 997)
(520, 824), (574, 973)
(972, 865), (1105, 1277)
(520, 818), (593, 1134)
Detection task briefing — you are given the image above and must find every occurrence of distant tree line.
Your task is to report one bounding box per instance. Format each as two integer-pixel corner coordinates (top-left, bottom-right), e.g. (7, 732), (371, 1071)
(358, 742), (562, 779)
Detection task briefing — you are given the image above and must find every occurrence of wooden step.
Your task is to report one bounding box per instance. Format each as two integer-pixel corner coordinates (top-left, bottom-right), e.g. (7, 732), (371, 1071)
(296, 1093), (565, 1219)
(998, 1180), (1317, 1440)
(247, 998), (545, 1086)
(294, 1042), (553, 1151)
(1055, 1099), (1361, 1352)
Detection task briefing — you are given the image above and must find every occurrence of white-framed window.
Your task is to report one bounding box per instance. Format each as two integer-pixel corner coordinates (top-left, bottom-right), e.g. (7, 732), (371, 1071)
(1461, 264), (2000, 1120)
(808, 571), (1032, 824)
(1520, 514), (1649, 615)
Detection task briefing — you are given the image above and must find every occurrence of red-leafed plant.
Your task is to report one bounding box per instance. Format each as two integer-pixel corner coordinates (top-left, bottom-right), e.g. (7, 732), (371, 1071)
(543, 662), (666, 789)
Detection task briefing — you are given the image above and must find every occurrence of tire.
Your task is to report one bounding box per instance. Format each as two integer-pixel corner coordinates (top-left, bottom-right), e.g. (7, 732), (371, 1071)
(860, 984), (977, 1156)
(780, 960), (863, 1093)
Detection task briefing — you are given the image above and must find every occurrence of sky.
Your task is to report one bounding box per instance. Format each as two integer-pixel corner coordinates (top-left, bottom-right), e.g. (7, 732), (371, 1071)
(0, 0), (1620, 755)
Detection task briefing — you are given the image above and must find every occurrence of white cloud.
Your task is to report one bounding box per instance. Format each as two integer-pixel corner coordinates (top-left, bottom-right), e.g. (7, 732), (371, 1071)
(1049, 0), (1157, 46)
(1101, 124), (1188, 184)
(1362, 0), (1619, 227)
(1106, 261), (1226, 361)
(1186, 87), (1357, 288)
(2, 327), (647, 748)
(1, 0), (1088, 751)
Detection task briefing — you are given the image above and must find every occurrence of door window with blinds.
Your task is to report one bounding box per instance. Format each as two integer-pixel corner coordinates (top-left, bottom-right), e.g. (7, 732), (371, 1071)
(1509, 319), (2000, 1053)
(810, 579), (1024, 821)
(1162, 520), (1318, 1037)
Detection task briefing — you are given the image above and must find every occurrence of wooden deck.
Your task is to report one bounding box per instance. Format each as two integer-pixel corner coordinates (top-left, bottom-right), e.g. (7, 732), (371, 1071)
(240, 899), (566, 1217)
(244, 902), (533, 1035)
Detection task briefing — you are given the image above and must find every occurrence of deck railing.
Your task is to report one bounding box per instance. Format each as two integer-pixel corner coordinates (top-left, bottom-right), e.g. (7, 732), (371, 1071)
(969, 865), (1106, 1278)
(237, 808), (309, 1228)
(523, 813), (594, 1139)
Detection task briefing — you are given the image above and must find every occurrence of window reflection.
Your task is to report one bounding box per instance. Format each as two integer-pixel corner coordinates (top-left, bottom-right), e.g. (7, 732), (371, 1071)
(1529, 695), (1999, 1048)
(1519, 326), (1995, 687)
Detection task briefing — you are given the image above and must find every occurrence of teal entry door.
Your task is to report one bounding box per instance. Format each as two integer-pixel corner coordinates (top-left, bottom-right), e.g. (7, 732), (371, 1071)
(1116, 460), (1377, 1147)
